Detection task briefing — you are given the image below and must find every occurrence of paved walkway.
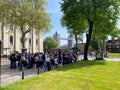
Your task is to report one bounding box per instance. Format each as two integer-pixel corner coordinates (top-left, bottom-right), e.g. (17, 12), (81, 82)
(78, 55), (120, 61)
(1, 58), (44, 86)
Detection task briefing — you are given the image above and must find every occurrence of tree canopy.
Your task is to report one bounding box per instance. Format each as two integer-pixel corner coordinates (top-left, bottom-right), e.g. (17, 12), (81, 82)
(0, 0), (51, 48)
(61, 0), (120, 60)
(44, 37), (59, 49)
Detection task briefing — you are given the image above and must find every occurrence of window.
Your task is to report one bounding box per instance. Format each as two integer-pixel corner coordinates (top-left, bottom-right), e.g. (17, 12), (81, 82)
(112, 45), (115, 48)
(29, 38), (31, 46)
(36, 39), (38, 45)
(10, 35), (13, 45)
(9, 25), (13, 30)
(108, 49), (111, 52)
(109, 45), (111, 48)
(116, 45), (119, 48)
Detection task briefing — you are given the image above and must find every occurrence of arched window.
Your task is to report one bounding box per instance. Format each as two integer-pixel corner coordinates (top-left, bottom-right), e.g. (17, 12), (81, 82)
(36, 39), (38, 45)
(29, 38), (31, 46)
(9, 25), (13, 30)
(10, 35), (13, 45)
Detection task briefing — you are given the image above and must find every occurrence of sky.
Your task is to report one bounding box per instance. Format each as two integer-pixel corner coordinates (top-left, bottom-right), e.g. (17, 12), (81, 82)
(118, 20), (120, 29)
(44, 0), (69, 46)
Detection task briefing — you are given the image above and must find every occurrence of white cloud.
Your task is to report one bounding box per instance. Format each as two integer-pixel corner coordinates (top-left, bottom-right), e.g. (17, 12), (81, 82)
(47, 9), (61, 14)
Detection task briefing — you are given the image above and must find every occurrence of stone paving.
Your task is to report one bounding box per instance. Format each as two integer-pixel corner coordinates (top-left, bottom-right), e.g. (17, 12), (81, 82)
(1, 58), (44, 86)
(0, 56), (120, 87)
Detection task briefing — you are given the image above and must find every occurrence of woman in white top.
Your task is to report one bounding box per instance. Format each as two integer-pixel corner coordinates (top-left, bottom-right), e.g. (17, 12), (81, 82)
(45, 55), (51, 71)
(34, 54), (39, 68)
(46, 55), (50, 62)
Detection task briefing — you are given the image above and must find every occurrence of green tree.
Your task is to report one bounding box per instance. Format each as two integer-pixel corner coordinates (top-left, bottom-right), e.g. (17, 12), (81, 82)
(61, 0), (120, 60)
(6, 0), (51, 49)
(90, 37), (99, 51)
(0, 1), (10, 54)
(92, 21), (120, 52)
(44, 37), (59, 49)
(61, 13), (87, 50)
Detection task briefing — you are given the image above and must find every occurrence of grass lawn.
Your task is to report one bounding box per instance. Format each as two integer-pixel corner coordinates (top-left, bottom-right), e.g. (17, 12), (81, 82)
(0, 61), (120, 90)
(108, 53), (120, 58)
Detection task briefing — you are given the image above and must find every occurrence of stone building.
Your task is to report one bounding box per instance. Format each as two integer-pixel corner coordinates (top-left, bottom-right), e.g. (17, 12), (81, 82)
(0, 24), (43, 55)
(53, 31), (60, 45)
(106, 39), (120, 53)
(53, 31), (74, 48)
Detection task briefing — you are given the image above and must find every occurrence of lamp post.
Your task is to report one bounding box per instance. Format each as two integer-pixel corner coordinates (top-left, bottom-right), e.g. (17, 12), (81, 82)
(0, 40), (2, 87)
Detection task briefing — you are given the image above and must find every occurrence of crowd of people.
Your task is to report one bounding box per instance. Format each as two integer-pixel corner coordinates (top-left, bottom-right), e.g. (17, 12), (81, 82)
(9, 49), (78, 71)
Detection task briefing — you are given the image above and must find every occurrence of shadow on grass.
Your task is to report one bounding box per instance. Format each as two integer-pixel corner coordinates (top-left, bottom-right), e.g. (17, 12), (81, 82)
(56, 60), (106, 71)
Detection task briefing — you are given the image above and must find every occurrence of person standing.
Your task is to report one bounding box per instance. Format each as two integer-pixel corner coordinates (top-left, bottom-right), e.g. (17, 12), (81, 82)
(9, 54), (14, 69)
(58, 49), (62, 66)
(45, 55), (51, 71)
(17, 53), (22, 71)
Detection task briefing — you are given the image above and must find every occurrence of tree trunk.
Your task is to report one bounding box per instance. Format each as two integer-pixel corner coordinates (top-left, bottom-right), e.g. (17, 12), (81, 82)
(101, 40), (104, 52)
(1, 24), (4, 55)
(75, 34), (78, 51)
(103, 39), (106, 51)
(21, 35), (25, 49)
(98, 40), (101, 52)
(13, 26), (16, 52)
(84, 20), (93, 60)
(20, 27), (26, 49)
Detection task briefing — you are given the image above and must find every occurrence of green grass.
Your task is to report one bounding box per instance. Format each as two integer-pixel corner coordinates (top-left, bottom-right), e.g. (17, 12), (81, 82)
(108, 53), (120, 58)
(1, 61), (120, 90)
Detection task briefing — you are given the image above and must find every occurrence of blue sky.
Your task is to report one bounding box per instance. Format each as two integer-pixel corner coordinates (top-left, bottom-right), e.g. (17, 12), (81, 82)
(44, 0), (69, 45)
(118, 20), (120, 29)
